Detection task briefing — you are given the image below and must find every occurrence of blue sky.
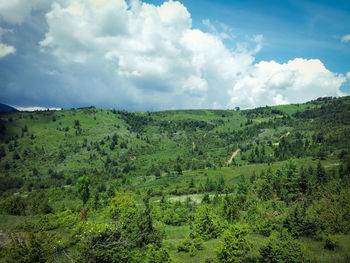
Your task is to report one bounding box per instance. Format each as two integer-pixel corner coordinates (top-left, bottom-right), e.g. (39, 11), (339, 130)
(162, 0), (350, 75)
(0, 0), (349, 110)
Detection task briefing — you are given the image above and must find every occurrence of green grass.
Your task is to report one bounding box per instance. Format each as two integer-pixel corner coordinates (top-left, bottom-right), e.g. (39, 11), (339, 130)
(300, 235), (350, 263)
(163, 224), (219, 263)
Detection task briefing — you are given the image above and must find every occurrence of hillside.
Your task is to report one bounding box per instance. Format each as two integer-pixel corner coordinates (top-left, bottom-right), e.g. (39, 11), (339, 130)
(0, 96), (350, 262)
(0, 104), (18, 112)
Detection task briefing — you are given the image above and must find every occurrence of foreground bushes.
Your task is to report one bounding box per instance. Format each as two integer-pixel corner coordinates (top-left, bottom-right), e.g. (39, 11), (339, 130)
(216, 225), (250, 263)
(259, 231), (309, 263)
(0, 232), (56, 263)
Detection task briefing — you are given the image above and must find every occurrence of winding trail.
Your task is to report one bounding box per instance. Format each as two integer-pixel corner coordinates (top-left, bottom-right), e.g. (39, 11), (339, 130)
(227, 149), (241, 164)
(280, 131), (290, 139)
(274, 131), (291, 146)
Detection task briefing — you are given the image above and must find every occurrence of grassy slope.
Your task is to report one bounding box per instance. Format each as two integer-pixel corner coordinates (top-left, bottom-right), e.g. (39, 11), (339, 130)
(1, 97), (350, 262)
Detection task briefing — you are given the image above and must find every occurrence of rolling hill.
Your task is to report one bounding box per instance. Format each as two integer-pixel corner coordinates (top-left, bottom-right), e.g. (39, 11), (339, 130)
(0, 97), (350, 262)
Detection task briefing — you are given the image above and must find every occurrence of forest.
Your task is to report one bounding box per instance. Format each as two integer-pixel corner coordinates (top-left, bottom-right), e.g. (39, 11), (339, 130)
(0, 96), (350, 262)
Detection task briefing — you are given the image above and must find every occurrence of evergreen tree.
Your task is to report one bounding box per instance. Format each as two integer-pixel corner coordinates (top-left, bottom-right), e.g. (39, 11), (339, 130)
(216, 225), (250, 263)
(316, 161), (326, 184)
(77, 176), (90, 205)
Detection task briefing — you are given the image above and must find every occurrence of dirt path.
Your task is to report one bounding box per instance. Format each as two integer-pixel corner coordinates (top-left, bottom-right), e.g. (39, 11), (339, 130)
(280, 131), (290, 139)
(227, 149), (240, 164)
(274, 131), (291, 146)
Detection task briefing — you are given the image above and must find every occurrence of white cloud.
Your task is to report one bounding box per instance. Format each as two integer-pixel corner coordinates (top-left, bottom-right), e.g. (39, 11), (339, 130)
(341, 34), (350, 43)
(202, 19), (232, 40)
(0, 42), (15, 58)
(229, 58), (346, 108)
(0, 27), (15, 58)
(38, 0), (346, 110)
(347, 72), (350, 79)
(15, 106), (62, 111)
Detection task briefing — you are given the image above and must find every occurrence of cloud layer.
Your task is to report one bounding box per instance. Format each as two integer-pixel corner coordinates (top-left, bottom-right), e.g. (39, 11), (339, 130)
(1, 0), (347, 110)
(0, 0), (50, 24)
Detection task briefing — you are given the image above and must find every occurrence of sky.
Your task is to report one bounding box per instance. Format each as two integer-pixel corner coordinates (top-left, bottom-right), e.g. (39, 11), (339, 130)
(0, 0), (349, 111)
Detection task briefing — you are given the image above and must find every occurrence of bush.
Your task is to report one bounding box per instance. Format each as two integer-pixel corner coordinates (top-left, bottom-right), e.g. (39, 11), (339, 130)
(0, 195), (26, 215)
(107, 193), (163, 248)
(259, 231), (309, 263)
(0, 232), (56, 263)
(323, 234), (339, 250)
(74, 222), (129, 263)
(177, 235), (203, 256)
(0, 176), (24, 192)
(144, 244), (172, 263)
(162, 203), (188, 226)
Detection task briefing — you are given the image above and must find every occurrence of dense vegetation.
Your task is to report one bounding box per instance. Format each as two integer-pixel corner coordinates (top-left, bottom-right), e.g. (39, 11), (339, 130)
(0, 96), (350, 262)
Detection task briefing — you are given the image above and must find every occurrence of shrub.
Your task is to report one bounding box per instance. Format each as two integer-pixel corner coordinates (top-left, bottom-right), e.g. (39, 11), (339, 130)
(0, 232), (56, 263)
(259, 231), (309, 263)
(13, 152), (20, 160)
(323, 234), (339, 250)
(177, 235), (203, 256)
(202, 193), (211, 204)
(0, 195), (26, 215)
(74, 222), (129, 263)
(144, 244), (172, 263)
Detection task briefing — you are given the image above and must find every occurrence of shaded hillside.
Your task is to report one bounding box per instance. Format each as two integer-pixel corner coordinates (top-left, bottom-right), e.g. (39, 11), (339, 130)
(0, 103), (18, 112)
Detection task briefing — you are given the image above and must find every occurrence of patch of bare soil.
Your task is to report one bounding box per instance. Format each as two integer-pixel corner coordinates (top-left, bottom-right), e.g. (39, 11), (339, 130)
(227, 149), (241, 164)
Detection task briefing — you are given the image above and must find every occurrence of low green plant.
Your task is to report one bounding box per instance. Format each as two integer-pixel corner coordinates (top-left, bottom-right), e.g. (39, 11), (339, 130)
(259, 231), (309, 263)
(323, 234), (339, 250)
(177, 234), (203, 256)
(0, 232), (56, 263)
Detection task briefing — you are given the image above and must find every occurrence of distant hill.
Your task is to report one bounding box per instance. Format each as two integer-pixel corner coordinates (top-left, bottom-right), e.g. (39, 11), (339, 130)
(0, 103), (18, 112)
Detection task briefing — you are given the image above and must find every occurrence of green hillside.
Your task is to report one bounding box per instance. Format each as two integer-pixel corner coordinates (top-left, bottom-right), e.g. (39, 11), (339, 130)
(0, 96), (350, 262)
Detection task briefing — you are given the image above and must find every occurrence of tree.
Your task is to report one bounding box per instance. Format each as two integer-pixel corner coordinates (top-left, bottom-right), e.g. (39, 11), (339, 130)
(136, 195), (162, 247)
(77, 176), (90, 205)
(316, 161), (326, 184)
(13, 152), (20, 160)
(202, 193), (211, 204)
(255, 178), (272, 201)
(0, 146), (6, 158)
(192, 205), (221, 240)
(216, 225), (250, 263)
(174, 164), (182, 175)
(217, 177), (225, 193)
(188, 178), (195, 189)
(221, 195), (239, 222)
(110, 141), (115, 150)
